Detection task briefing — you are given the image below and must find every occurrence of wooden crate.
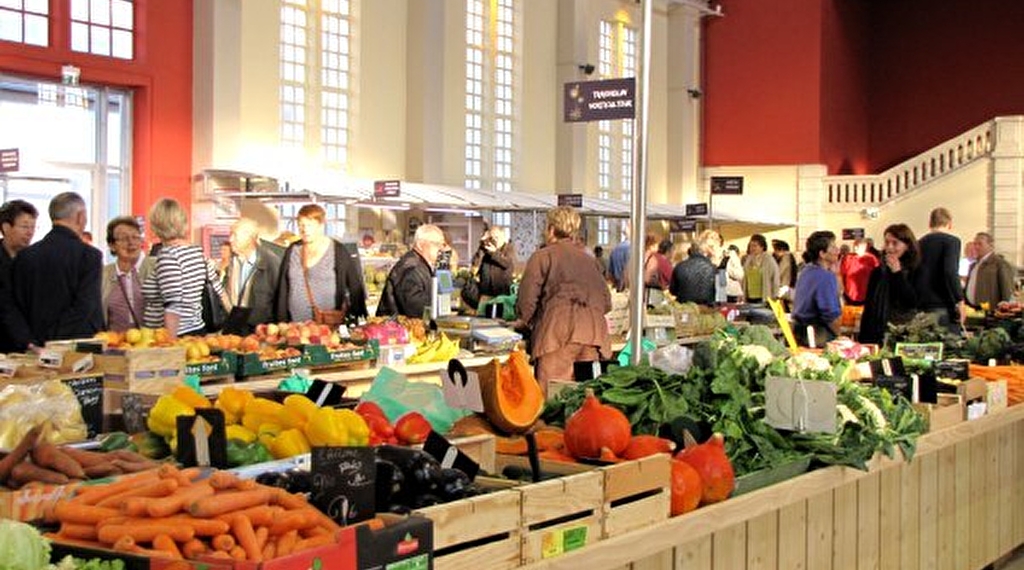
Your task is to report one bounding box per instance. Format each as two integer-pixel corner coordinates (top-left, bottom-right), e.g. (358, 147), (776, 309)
(415, 480), (522, 570)
(600, 453), (671, 538)
(519, 468), (604, 564)
(95, 346), (186, 394)
(415, 433), (496, 475)
(914, 393), (965, 432)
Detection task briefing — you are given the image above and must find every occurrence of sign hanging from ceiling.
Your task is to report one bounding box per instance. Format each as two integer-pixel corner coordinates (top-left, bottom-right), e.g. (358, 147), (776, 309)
(685, 203), (709, 217)
(710, 176), (744, 195)
(557, 194), (584, 208)
(564, 78), (636, 123)
(0, 149), (18, 173)
(373, 180), (401, 198)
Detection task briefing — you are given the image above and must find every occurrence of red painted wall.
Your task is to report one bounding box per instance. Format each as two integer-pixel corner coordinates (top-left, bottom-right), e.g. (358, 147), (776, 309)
(0, 0), (193, 218)
(819, 1), (870, 175)
(866, 0), (1024, 171)
(702, 0), (824, 167)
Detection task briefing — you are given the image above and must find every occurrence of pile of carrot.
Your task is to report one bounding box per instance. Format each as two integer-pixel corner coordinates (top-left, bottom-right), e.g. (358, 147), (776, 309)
(968, 364), (1024, 406)
(0, 424), (159, 490)
(48, 465), (341, 563)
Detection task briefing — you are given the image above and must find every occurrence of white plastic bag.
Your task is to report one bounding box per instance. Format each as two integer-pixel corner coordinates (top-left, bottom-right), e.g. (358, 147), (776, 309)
(649, 344), (694, 375)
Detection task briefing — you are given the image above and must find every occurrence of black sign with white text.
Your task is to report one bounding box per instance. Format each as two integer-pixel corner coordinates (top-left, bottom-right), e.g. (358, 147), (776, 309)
(710, 176), (744, 195)
(564, 78), (636, 122)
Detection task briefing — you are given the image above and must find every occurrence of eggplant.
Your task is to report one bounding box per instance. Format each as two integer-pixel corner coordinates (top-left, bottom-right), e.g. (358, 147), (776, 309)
(375, 459), (405, 507)
(254, 471), (289, 489)
(284, 468), (313, 495)
(387, 503), (412, 515)
(408, 493), (441, 509)
(437, 468), (471, 501)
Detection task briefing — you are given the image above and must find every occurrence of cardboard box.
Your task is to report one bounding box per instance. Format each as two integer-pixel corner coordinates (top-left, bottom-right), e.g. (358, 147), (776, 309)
(354, 514), (433, 570)
(913, 393), (965, 432)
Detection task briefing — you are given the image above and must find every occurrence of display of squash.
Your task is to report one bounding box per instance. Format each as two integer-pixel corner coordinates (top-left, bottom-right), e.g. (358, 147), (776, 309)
(479, 350), (545, 434)
(564, 389), (632, 459)
(670, 458), (703, 516)
(622, 434), (676, 460)
(675, 432), (736, 505)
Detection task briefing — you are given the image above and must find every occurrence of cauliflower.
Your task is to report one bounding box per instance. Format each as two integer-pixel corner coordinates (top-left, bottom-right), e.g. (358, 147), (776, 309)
(785, 352), (833, 379)
(736, 344), (775, 369)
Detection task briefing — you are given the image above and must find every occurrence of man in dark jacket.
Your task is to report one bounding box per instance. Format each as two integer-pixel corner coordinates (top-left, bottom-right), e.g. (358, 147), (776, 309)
(670, 237), (717, 305)
(475, 226), (516, 298)
(0, 200), (38, 352)
(377, 224), (445, 318)
(12, 192), (103, 347)
(224, 218), (282, 330)
(913, 207), (965, 333)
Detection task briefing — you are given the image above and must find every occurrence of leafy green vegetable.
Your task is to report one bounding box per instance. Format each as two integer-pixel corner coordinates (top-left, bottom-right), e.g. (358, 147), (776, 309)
(0, 519), (51, 570)
(50, 555), (126, 570)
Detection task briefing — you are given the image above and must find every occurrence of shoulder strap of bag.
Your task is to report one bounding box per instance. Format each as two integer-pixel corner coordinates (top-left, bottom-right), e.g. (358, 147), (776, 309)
(300, 244), (322, 313)
(114, 271), (143, 327)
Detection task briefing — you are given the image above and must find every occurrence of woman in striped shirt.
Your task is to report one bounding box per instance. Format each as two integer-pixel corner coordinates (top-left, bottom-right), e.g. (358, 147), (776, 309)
(141, 198), (228, 337)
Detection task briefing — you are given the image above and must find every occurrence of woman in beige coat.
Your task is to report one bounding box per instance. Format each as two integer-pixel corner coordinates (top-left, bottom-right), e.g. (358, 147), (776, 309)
(516, 207), (612, 390)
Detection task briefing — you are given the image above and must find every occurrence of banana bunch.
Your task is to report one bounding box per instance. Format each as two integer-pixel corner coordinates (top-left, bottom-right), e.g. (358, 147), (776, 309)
(406, 332), (461, 364)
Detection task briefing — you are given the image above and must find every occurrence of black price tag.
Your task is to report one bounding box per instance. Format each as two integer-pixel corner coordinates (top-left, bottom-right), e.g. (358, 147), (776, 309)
(311, 446), (376, 524)
(307, 379), (345, 408)
(423, 430), (480, 481)
(573, 360), (615, 381)
(175, 408), (228, 469)
(62, 375), (102, 438)
(870, 358), (913, 401)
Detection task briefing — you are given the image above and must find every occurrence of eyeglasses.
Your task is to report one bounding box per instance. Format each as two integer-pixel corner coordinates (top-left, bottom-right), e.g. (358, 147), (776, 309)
(114, 235), (143, 244)
(12, 224), (35, 231)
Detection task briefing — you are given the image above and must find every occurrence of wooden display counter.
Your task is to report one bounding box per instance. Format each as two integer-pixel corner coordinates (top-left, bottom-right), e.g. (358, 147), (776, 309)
(519, 403), (1024, 570)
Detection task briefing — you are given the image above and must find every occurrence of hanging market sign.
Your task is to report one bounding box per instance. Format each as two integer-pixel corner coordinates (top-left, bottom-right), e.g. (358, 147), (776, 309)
(841, 228), (865, 240)
(564, 78), (636, 122)
(557, 193), (584, 208)
(669, 218), (698, 232)
(685, 203), (709, 217)
(0, 148), (18, 172)
(710, 176), (744, 195)
(374, 179), (401, 198)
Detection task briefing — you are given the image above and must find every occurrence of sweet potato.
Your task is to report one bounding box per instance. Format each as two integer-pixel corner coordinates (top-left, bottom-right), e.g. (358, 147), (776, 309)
(32, 441), (86, 479)
(0, 425), (41, 483)
(10, 461), (69, 486)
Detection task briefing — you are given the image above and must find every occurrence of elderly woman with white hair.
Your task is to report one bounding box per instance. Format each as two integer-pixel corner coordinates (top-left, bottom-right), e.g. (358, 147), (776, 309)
(377, 224), (447, 318)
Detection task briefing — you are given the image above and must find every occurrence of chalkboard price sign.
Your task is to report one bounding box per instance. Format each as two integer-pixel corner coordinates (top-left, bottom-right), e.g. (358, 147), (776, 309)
(62, 375), (103, 438)
(311, 446), (376, 524)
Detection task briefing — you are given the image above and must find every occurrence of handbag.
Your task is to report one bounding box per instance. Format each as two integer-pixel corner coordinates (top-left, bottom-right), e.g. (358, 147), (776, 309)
(302, 244), (347, 327)
(201, 276), (228, 332)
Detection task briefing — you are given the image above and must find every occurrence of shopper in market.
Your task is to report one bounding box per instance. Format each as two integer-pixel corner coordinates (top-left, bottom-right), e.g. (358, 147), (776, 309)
(101, 215), (155, 332)
(11, 192), (104, 347)
(964, 231), (1016, 308)
(839, 238), (880, 305)
(275, 204), (368, 324)
(223, 218), (282, 330)
(607, 226), (630, 291)
(515, 206), (611, 389)
(719, 243), (745, 303)
(669, 230), (718, 306)
(376, 224), (447, 318)
(858, 224), (920, 345)
(741, 234), (780, 304)
(0, 200), (37, 352)
(642, 234), (667, 305)
(471, 226), (516, 303)
(141, 198), (229, 337)
(792, 230), (842, 347)
(913, 207), (965, 333)
(771, 239), (798, 303)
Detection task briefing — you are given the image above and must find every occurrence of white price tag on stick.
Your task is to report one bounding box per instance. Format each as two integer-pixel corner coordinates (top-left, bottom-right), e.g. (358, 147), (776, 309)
(765, 376), (837, 434)
(441, 359), (485, 413)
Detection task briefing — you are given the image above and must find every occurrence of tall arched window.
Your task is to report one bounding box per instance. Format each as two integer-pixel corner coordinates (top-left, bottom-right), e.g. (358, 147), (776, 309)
(596, 18), (636, 245)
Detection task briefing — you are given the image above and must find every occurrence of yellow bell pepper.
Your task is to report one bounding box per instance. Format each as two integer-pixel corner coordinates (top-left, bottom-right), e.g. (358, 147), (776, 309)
(245, 398), (285, 418)
(216, 387), (254, 424)
(257, 423), (283, 448)
(172, 386), (211, 409)
(335, 409), (370, 446)
(242, 413), (280, 434)
(269, 428), (311, 459)
(146, 394), (196, 438)
(226, 424), (256, 444)
(277, 407), (307, 430)
(304, 407), (349, 447)
(283, 394), (319, 424)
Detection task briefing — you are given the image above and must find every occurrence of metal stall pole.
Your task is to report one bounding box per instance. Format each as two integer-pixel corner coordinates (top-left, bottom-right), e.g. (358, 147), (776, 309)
(628, 0), (654, 365)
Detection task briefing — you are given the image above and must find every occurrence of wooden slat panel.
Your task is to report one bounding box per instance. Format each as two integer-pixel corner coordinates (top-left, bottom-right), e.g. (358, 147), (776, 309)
(936, 445), (957, 570)
(1016, 420), (1024, 549)
(917, 453), (938, 570)
(953, 441), (972, 570)
(833, 480), (858, 570)
(997, 425), (1014, 557)
(777, 500), (807, 570)
(856, 472), (880, 570)
(676, 536), (712, 570)
(712, 523), (746, 569)
(746, 511), (777, 570)
(806, 490), (834, 570)
(900, 457), (921, 570)
(969, 431), (989, 569)
(628, 550), (673, 570)
(985, 431), (1001, 562)
(879, 467), (902, 570)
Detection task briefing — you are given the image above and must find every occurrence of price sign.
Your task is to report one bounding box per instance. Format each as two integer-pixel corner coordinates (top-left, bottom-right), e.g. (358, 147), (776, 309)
(176, 408), (228, 468)
(441, 359), (484, 413)
(63, 375), (103, 438)
(423, 431), (480, 481)
(307, 379), (345, 408)
(311, 446), (376, 524)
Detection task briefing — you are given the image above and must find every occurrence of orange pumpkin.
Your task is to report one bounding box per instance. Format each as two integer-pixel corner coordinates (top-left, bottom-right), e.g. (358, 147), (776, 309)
(670, 458), (703, 516)
(479, 351), (545, 434)
(675, 433), (735, 505)
(564, 390), (632, 459)
(622, 435), (675, 460)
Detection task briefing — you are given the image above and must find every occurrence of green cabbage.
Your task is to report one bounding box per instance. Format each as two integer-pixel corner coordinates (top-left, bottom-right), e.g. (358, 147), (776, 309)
(0, 519), (51, 570)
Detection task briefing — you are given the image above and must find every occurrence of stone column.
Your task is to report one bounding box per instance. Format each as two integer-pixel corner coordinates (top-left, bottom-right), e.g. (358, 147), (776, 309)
(797, 164), (828, 249)
(990, 116), (1024, 268)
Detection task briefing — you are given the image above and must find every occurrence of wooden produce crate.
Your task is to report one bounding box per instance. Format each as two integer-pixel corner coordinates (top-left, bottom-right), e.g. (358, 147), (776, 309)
(94, 346), (186, 394)
(415, 480), (522, 570)
(519, 468), (604, 565)
(913, 393), (965, 432)
(600, 453), (671, 538)
(183, 351), (238, 383)
(236, 351), (308, 377)
(303, 340), (378, 370)
(415, 433), (497, 475)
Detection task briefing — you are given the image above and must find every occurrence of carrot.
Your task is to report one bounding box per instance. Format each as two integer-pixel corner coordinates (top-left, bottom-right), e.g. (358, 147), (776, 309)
(112, 535), (140, 553)
(269, 488), (340, 532)
(10, 461), (69, 486)
(121, 497), (151, 517)
(72, 470), (160, 505)
(83, 462), (121, 479)
(169, 515), (230, 537)
(60, 446), (111, 469)
(189, 488), (271, 518)
(54, 502), (121, 525)
(147, 480), (214, 518)
(212, 533), (236, 552)
(214, 505), (282, 528)
(157, 463), (182, 480)
(229, 545), (247, 560)
(269, 509), (318, 536)
(276, 529), (299, 557)
(0, 425), (41, 483)
(261, 541), (277, 561)
(178, 466), (203, 482)
(97, 522), (195, 544)
(255, 526), (269, 551)
(302, 526), (330, 538)
(32, 441), (86, 479)
(58, 522), (98, 541)
(208, 470), (241, 490)
(181, 538), (208, 559)
(110, 458), (157, 473)
(236, 479), (257, 491)
(153, 534), (184, 559)
(232, 513), (263, 562)
(208, 550), (232, 560)
(96, 477), (178, 508)
(293, 533), (334, 552)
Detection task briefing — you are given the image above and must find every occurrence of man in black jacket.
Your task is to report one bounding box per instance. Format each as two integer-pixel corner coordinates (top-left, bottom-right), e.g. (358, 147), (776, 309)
(377, 224), (446, 318)
(224, 218), (282, 330)
(0, 200), (38, 352)
(913, 207), (965, 333)
(12, 192), (103, 347)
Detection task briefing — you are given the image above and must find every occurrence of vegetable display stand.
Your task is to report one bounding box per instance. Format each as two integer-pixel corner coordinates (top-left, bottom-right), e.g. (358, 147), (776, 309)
(51, 541), (235, 569)
(235, 352), (308, 378)
(913, 393), (965, 432)
(183, 351), (238, 384)
(94, 346), (187, 394)
(515, 403), (1024, 570)
(415, 481), (522, 570)
(519, 468), (604, 564)
(302, 340), (379, 371)
(600, 454), (671, 538)
(0, 480), (82, 522)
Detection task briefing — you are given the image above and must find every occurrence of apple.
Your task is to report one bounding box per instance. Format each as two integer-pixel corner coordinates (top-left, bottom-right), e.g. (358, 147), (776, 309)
(255, 323), (268, 337)
(267, 323), (279, 337)
(265, 334), (281, 345)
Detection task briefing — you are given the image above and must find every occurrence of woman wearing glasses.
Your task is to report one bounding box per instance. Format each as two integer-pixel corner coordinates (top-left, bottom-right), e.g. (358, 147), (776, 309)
(102, 216), (155, 332)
